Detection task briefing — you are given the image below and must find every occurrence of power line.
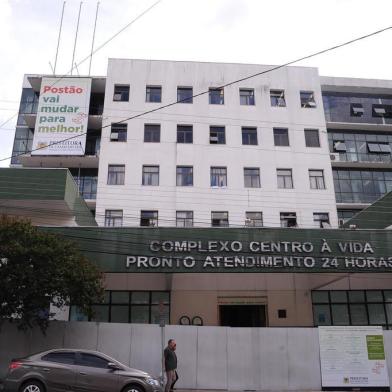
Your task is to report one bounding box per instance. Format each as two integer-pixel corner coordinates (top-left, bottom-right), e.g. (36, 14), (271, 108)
(1, 25), (392, 163)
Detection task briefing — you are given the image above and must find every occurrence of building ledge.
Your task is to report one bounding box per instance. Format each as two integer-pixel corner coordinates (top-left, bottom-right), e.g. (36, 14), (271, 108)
(19, 154), (99, 169)
(331, 161), (392, 169)
(326, 121), (392, 132)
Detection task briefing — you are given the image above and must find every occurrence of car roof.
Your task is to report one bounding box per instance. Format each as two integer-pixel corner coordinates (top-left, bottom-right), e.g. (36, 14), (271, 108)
(30, 349), (115, 360)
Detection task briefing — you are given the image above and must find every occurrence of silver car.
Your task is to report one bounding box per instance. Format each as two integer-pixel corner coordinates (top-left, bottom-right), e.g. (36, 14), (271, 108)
(1, 349), (162, 392)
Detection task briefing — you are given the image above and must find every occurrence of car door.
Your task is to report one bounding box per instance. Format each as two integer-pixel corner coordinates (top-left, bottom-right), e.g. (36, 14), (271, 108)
(39, 351), (78, 392)
(74, 352), (119, 392)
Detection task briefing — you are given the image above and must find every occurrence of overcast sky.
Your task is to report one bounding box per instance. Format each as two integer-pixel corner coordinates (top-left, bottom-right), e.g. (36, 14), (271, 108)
(1, 0), (392, 167)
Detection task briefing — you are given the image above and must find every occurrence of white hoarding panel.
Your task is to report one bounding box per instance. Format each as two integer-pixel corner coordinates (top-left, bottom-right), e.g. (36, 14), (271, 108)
(319, 326), (389, 389)
(32, 77), (91, 155)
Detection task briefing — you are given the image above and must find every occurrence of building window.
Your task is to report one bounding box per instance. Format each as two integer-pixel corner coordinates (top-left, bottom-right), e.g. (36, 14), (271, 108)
(210, 126), (226, 144)
(211, 211), (229, 227)
(333, 169), (392, 204)
(211, 167), (227, 187)
(110, 123), (127, 142)
(104, 210), (123, 227)
(144, 124), (161, 143)
(70, 291), (170, 324)
(176, 166), (193, 186)
(239, 89), (255, 105)
(209, 88), (224, 105)
(113, 85), (130, 102)
(69, 168), (98, 200)
(313, 212), (330, 228)
(277, 169), (293, 189)
(244, 168), (260, 188)
(142, 165), (159, 186)
(177, 125), (193, 144)
(107, 165), (125, 185)
(312, 290), (392, 328)
(270, 90), (286, 107)
(11, 127), (34, 164)
(372, 104), (392, 118)
(146, 86), (162, 103)
(367, 142), (391, 154)
(242, 127), (258, 145)
(300, 91), (316, 108)
(140, 211), (158, 227)
(274, 128), (289, 146)
(245, 212), (263, 227)
(280, 212), (297, 228)
(305, 129), (320, 147)
(176, 211), (193, 227)
(351, 103), (364, 117)
(337, 209), (361, 227)
(177, 87), (193, 103)
(309, 170), (326, 189)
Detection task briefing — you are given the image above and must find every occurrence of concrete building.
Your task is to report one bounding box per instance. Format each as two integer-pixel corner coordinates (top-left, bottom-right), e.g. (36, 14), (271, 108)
(5, 59), (392, 328)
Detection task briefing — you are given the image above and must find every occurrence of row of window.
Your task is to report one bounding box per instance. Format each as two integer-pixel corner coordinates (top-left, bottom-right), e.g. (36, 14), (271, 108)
(113, 84), (318, 108)
(104, 210), (331, 228)
(107, 165), (326, 190)
(70, 291), (170, 324)
(313, 290), (392, 329)
(110, 123), (321, 147)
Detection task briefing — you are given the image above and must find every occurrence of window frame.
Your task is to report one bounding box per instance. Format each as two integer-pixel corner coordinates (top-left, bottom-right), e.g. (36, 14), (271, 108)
(270, 89), (286, 107)
(245, 211), (263, 227)
(110, 123), (127, 142)
(300, 91), (316, 108)
(113, 85), (130, 102)
(144, 124), (161, 143)
(107, 164), (125, 185)
(273, 128), (290, 147)
(176, 166), (194, 186)
(104, 210), (123, 227)
(209, 87), (224, 105)
(280, 212), (297, 228)
(140, 210), (158, 227)
(146, 86), (162, 103)
(242, 127), (258, 145)
(239, 88), (255, 106)
(210, 166), (227, 187)
(176, 211), (194, 227)
(277, 169), (293, 189)
(304, 129), (320, 148)
(142, 165), (160, 186)
(244, 167), (261, 188)
(211, 211), (229, 227)
(177, 87), (193, 104)
(309, 169), (326, 190)
(177, 125), (193, 144)
(210, 126), (226, 144)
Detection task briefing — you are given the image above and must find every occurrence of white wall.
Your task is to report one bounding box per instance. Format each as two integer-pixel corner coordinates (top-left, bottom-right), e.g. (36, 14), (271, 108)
(1, 322), (391, 391)
(96, 59), (338, 228)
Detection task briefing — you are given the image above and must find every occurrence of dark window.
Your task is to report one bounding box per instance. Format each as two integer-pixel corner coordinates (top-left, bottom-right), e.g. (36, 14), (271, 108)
(144, 124), (160, 142)
(211, 211), (229, 227)
(11, 127), (34, 164)
(373, 104), (392, 118)
(242, 127), (258, 145)
(177, 125), (193, 143)
(176, 211), (193, 227)
(280, 212), (297, 228)
(113, 85), (130, 102)
(140, 211), (158, 227)
(309, 170), (325, 189)
(19, 88), (39, 114)
(300, 91), (316, 108)
(274, 128), (289, 146)
(107, 165), (125, 185)
(209, 88), (224, 105)
(146, 86), (161, 103)
(42, 352), (75, 365)
(70, 168), (98, 200)
(239, 89), (255, 105)
(142, 166), (159, 186)
(278, 309), (287, 319)
(305, 129), (320, 147)
(210, 126), (226, 144)
(277, 169), (293, 189)
(245, 212), (263, 227)
(270, 90), (286, 107)
(351, 103), (364, 117)
(77, 353), (109, 369)
(176, 166), (193, 186)
(313, 212), (330, 228)
(244, 168), (260, 188)
(211, 167), (227, 187)
(110, 123), (127, 142)
(104, 210), (123, 227)
(177, 87), (193, 103)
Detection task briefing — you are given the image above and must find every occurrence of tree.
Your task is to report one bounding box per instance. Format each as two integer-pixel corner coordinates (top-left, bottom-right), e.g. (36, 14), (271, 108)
(0, 215), (104, 332)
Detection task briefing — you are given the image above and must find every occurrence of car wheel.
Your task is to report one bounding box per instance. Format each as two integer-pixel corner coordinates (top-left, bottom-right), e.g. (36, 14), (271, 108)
(122, 384), (144, 392)
(20, 380), (45, 392)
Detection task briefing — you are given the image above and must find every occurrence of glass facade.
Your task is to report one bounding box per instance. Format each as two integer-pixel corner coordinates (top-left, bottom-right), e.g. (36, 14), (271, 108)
(70, 291), (170, 324)
(328, 130), (392, 163)
(333, 169), (392, 203)
(69, 168), (98, 199)
(323, 92), (392, 124)
(312, 290), (392, 329)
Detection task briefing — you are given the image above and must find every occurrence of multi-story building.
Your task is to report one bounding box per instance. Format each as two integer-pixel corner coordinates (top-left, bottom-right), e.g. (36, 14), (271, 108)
(5, 60), (392, 328)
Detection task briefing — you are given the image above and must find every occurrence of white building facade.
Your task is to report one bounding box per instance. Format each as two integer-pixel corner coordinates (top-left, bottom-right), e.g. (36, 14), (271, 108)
(95, 59), (338, 229)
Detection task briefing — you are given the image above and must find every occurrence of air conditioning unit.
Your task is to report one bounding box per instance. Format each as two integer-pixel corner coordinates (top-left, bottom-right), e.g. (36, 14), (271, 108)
(113, 93), (122, 101)
(110, 133), (119, 141)
(330, 153), (340, 162)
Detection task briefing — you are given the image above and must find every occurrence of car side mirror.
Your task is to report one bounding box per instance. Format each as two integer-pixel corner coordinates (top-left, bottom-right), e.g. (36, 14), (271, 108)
(108, 362), (121, 371)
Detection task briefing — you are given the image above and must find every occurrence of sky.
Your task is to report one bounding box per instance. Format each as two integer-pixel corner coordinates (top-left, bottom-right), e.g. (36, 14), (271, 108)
(0, 0), (392, 167)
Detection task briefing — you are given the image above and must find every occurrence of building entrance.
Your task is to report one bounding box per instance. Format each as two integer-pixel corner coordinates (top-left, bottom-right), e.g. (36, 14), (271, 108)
(219, 305), (266, 327)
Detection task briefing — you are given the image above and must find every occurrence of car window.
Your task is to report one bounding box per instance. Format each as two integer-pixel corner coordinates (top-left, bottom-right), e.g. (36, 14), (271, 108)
(42, 352), (75, 365)
(77, 353), (110, 369)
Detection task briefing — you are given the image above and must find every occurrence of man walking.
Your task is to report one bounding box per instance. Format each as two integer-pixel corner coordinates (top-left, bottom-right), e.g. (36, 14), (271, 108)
(164, 339), (178, 392)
